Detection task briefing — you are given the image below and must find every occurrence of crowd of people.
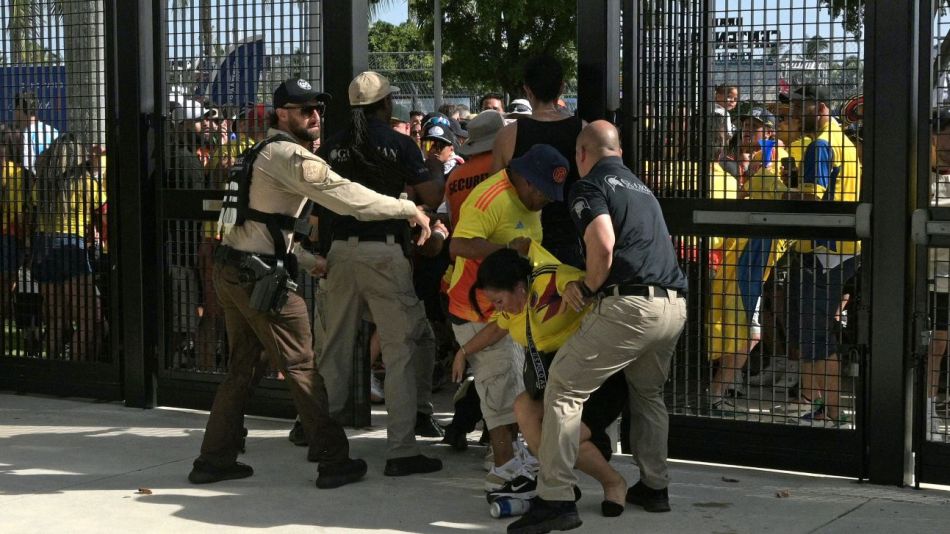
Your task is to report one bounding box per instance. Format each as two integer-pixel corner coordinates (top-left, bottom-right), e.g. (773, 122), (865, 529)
(181, 53), (690, 534)
(0, 92), (108, 362)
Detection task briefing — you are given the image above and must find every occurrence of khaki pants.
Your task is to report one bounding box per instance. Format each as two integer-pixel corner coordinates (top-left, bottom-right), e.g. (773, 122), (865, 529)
(199, 263), (349, 467)
(452, 321), (524, 429)
(322, 239), (429, 459)
(537, 291), (687, 501)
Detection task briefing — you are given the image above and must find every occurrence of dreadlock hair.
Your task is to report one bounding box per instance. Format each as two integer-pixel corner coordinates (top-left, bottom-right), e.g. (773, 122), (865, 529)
(341, 96), (418, 193)
(34, 133), (92, 236)
(469, 248), (532, 317)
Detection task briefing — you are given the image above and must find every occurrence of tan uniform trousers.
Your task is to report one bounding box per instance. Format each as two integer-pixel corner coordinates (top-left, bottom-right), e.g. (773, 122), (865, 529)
(313, 278), (435, 415)
(321, 238), (429, 459)
(537, 290), (687, 501)
(199, 263), (349, 467)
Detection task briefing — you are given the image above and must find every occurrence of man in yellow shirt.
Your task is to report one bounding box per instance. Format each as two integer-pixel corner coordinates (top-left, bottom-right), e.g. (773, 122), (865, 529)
(786, 85), (862, 425)
(448, 143), (568, 491)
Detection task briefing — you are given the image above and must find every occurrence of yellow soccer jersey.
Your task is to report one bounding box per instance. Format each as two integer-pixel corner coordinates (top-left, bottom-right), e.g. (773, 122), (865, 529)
(32, 173), (106, 236)
(1, 161), (28, 235)
(494, 243), (586, 353)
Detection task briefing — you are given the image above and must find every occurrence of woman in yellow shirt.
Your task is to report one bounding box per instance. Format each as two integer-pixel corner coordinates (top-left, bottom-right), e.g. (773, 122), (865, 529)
(455, 243), (629, 517)
(30, 134), (105, 361)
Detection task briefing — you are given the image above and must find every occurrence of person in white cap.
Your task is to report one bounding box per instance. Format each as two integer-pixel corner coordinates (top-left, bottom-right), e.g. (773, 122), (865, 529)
(318, 71), (446, 476)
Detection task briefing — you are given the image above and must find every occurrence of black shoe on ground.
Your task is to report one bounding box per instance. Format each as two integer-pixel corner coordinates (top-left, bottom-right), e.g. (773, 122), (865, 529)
(625, 480), (670, 512)
(507, 498), (582, 534)
(188, 459), (253, 484)
(316, 458), (368, 489)
(440, 423), (468, 451)
(384, 454), (443, 476)
(289, 420), (308, 447)
(415, 412), (445, 438)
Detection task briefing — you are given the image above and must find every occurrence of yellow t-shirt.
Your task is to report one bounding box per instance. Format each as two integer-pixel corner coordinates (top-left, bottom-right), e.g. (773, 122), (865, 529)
(447, 170), (543, 322)
(494, 243), (586, 353)
(1, 161), (28, 235)
(795, 118), (861, 255)
(32, 173), (106, 236)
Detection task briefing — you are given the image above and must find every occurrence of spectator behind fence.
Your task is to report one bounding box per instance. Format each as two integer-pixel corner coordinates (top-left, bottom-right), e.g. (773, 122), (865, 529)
(493, 55), (586, 269)
(13, 91), (59, 173)
(480, 92), (506, 113)
(0, 124), (28, 353)
(29, 134), (105, 361)
(785, 85), (862, 425)
(318, 71), (444, 476)
(713, 84), (739, 138)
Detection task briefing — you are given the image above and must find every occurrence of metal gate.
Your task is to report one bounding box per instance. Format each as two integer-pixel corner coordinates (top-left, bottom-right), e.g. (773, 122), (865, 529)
(0, 0), (119, 399)
(914, 1), (950, 486)
(153, 0), (324, 418)
(623, 0), (870, 476)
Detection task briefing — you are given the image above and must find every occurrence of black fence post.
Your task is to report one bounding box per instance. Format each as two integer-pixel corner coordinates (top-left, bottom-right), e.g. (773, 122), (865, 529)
(111, 0), (161, 408)
(322, 0), (369, 139)
(577, 0), (621, 123)
(865, 0), (920, 485)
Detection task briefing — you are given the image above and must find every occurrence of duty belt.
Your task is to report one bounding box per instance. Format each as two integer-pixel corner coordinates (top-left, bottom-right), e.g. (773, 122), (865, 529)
(213, 244), (276, 267)
(333, 233), (401, 245)
(601, 283), (685, 299)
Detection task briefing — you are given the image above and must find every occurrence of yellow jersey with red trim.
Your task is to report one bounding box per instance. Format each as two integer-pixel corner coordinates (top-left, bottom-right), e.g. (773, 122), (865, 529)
(447, 170), (543, 322)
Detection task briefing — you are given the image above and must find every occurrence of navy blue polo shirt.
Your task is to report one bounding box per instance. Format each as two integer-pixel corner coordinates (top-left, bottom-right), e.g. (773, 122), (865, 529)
(568, 156), (688, 293)
(319, 117), (431, 239)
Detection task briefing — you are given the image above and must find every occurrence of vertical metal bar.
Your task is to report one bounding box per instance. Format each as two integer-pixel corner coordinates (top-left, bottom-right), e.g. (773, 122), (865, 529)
(622, 0), (639, 166)
(577, 0), (621, 122)
(112, 0), (161, 408)
(434, 0), (443, 111)
(322, 0), (368, 139)
(865, 0), (918, 485)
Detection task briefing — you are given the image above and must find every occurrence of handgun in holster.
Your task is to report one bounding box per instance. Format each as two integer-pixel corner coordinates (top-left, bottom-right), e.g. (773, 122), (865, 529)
(241, 255), (299, 315)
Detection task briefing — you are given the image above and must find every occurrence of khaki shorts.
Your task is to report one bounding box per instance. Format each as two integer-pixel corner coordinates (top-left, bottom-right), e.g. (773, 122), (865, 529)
(453, 321), (524, 429)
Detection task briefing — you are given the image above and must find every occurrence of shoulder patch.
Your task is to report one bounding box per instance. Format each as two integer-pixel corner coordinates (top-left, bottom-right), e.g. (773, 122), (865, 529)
(571, 198), (590, 220)
(302, 158), (328, 184)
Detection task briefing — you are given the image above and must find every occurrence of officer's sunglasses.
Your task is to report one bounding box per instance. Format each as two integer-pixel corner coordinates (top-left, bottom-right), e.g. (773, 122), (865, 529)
(283, 103), (325, 116)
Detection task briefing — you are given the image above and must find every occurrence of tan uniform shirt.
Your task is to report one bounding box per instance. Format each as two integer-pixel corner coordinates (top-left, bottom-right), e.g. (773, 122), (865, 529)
(224, 128), (418, 255)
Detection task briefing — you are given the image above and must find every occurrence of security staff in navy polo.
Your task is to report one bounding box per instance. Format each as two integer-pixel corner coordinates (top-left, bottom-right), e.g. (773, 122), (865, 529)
(188, 78), (432, 489)
(317, 71), (446, 476)
(509, 121), (688, 533)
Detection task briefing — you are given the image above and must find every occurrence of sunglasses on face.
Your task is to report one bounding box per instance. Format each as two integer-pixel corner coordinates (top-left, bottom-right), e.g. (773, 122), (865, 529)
(283, 104), (325, 116)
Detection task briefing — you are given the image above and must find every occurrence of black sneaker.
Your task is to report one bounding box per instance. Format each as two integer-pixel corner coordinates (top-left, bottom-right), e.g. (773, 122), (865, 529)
(487, 475), (537, 503)
(415, 413), (445, 438)
(625, 480), (670, 512)
(288, 420), (308, 447)
(384, 454), (443, 476)
(316, 458), (368, 489)
(188, 459), (254, 484)
(507, 498), (582, 534)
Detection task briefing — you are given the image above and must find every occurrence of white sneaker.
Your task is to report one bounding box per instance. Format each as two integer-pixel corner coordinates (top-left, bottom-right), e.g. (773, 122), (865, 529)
(773, 360), (800, 389)
(370, 373), (384, 403)
(484, 457), (523, 491)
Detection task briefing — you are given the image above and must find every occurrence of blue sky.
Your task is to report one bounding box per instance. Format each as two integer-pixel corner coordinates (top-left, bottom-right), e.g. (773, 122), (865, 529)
(374, 1), (409, 25)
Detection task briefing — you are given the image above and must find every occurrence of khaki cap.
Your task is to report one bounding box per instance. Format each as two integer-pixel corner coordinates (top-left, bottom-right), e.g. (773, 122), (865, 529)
(348, 71), (401, 106)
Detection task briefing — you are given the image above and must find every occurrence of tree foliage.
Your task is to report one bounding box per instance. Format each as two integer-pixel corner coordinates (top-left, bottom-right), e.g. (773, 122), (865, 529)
(408, 0), (576, 97)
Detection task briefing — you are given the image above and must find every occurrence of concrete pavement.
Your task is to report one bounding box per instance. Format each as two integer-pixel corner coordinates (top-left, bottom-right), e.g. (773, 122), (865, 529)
(1, 391), (949, 533)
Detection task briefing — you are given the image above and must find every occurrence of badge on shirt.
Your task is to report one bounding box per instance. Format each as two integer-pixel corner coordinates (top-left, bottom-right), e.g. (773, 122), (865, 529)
(303, 159), (328, 184)
(571, 198), (590, 222)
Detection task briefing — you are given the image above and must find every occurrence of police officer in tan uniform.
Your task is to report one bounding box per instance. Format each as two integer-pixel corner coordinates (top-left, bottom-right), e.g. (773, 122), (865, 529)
(188, 78), (431, 489)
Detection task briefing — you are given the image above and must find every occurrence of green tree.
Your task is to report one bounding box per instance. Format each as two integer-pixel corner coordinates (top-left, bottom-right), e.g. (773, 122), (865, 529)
(407, 0), (577, 97)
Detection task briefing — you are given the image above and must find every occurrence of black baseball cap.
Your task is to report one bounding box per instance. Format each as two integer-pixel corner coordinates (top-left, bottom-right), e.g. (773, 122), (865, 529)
(509, 144), (569, 202)
(274, 78), (331, 108)
(422, 123), (457, 147)
(739, 108), (777, 129)
(790, 85), (831, 104)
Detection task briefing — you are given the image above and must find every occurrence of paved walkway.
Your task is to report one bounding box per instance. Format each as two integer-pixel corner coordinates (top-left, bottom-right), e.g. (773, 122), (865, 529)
(2, 392), (949, 533)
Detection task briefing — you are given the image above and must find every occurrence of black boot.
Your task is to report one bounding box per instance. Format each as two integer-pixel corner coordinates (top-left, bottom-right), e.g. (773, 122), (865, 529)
(188, 459), (253, 484)
(316, 458), (368, 489)
(625, 480), (670, 512)
(507, 498), (582, 534)
(415, 412), (445, 438)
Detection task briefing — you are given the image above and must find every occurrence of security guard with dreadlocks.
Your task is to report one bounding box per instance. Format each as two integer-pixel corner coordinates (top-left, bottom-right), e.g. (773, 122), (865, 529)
(188, 78), (431, 489)
(318, 71), (446, 476)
